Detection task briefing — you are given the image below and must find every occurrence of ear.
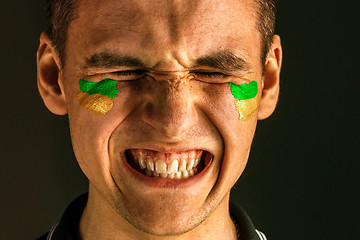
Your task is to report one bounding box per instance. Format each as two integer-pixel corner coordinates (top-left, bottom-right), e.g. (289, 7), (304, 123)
(37, 31), (67, 115)
(258, 35), (282, 120)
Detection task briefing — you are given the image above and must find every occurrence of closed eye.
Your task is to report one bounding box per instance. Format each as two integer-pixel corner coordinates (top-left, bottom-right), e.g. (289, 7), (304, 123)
(191, 71), (230, 78)
(114, 69), (148, 77)
(103, 69), (149, 81)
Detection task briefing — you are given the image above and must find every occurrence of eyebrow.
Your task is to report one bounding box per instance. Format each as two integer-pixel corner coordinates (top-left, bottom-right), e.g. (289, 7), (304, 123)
(83, 52), (146, 70)
(83, 51), (252, 75)
(194, 51), (252, 75)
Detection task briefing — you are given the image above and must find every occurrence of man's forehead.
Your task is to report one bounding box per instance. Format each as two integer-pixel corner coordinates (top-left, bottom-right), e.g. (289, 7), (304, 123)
(69, 0), (260, 70)
(76, 0), (257, 18)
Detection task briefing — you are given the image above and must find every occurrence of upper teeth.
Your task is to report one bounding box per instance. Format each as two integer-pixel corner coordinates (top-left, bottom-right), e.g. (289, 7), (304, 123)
(155, 160), (167, 173)
(135, 157), (201, 179)
(168, 160), (178, 173)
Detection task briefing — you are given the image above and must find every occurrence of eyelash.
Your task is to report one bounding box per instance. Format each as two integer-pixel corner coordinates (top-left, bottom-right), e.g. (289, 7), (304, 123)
(113, 69), (228, 76)
(191, 71), (229, 78)
(114, 69), (148, 76)
(107, 70), (230, 83)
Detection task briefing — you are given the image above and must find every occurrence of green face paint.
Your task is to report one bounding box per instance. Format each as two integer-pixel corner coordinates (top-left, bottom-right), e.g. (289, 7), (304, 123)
(79, 78), (119, 98)
(228, 81), (259, 121)
(228, 81), (258, 100)
(76, 78), (119, 116)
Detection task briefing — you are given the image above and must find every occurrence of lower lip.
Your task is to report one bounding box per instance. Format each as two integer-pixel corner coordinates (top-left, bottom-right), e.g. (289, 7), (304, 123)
(120, 151), (213, 189)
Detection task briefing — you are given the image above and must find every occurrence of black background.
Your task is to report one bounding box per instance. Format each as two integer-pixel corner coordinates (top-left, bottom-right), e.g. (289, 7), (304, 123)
(1, 1), (358, 239)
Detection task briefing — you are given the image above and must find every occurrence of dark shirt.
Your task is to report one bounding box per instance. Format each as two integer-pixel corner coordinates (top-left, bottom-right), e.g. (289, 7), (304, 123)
(37, 193), (266, 240)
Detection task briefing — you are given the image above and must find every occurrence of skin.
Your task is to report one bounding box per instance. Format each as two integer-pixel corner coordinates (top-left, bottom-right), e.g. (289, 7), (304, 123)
(37, 0), (282, 239)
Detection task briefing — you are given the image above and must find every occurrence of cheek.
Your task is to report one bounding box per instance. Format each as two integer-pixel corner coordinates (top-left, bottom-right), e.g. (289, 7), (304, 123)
(199, 83), (245, 122)
(198, 82), (258, 145)
(198, 83), (241, 134)
(64, 81), (140, 184)
(199, 82), (257, 180)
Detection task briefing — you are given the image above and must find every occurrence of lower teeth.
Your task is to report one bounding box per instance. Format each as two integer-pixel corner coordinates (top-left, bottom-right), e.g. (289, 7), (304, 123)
(140, 165), (202, 179)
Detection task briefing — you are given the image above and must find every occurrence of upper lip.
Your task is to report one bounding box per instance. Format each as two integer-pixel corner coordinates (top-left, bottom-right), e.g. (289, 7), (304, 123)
(124, 145), (213, 155)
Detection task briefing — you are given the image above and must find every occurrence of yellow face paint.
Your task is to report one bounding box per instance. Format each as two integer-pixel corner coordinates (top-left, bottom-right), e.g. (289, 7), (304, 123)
(234, 95), (260, 121)
(76, 79), (119, 116)
(228, 81), (259, 121)
(75, 92), (114, 116)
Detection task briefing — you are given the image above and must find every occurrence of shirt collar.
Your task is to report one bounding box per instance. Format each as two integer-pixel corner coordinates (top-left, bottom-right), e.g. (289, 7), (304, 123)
(47, 193), (265, 240)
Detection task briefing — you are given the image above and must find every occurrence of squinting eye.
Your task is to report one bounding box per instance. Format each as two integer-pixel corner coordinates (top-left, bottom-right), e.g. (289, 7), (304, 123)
(192, 71), (229, 78)
(114, 69), (148, 77)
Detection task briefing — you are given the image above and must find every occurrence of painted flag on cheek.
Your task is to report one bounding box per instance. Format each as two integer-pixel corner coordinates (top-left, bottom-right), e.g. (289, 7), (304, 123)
(76, 78), (119, 116)
(228, 81), (259, 121)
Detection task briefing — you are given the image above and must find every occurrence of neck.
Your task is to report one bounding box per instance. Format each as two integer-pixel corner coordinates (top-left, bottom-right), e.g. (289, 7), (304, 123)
(79, 187), (238, 240)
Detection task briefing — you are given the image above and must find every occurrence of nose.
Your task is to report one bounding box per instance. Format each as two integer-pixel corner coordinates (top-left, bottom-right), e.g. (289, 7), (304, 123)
(141, 76), (198, 138)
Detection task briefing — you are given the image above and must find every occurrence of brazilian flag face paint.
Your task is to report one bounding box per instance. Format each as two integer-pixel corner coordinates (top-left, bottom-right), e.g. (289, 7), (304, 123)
(76, 78), (119, 116)
(228, 81), (259, 121)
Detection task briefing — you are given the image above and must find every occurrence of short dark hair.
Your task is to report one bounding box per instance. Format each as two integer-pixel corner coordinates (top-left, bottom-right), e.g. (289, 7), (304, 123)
(256, 0), (277, 66)
(46, 0), (277, 68)
(46, 0), (77, 68)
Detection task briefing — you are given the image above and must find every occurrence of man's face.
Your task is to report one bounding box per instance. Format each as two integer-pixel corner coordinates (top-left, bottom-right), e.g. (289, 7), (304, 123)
(58, 0), (269, 235)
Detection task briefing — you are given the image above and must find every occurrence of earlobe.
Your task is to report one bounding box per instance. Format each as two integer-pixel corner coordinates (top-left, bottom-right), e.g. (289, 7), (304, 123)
(258, 35), (282, 120)
(37, 31), (67, 115)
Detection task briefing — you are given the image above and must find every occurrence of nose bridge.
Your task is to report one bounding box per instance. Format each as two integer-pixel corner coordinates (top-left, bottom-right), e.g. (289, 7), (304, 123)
(141, 74), (198, 138)
(148, 69), (188, 80)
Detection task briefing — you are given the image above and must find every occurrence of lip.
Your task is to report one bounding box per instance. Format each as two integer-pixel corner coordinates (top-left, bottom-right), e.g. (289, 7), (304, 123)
(119, 149), (214, 189)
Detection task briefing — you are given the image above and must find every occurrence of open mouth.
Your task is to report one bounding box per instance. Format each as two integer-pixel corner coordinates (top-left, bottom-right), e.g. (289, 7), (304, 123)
(125, 149), (212, 179)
